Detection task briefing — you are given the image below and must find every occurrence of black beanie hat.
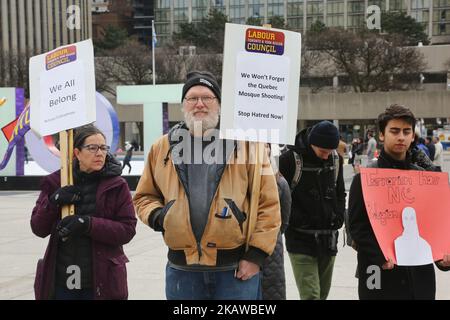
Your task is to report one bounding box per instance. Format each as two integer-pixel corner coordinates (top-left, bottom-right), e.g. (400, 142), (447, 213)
(308, 121), (340, 149)
(181, 71), (221, 103)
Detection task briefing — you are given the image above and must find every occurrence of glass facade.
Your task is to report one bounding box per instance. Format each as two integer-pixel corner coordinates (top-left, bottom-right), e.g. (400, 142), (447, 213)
(230, 0), (246, 24)
(248, 0), (265, 19)
(347, 0), (365, 30)
(154, 0), (450, 41)
(268, 0), (285, 17)
(368, 0), (386, 11)
(211, 0), (227, 13)
(327, 0), (345, 27)
(306, 0), (324, 29)
(434, 0), (450, 35)
(389, 0), (408, 10)
(287, 0), (304, 31)
(173, 0), (189, 22)
(155, 0), (171, 42)
(192, 0), (209, 22)
(410, 0), (430, 35)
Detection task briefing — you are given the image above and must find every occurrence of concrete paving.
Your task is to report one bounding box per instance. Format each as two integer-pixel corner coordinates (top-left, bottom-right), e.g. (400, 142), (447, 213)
(1, 164), (450, 300)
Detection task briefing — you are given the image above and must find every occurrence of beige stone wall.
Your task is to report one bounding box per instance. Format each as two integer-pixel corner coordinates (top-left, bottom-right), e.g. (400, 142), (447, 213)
(298, 90), (450, 120)
(113, 90), (450, 122)
(418, 45), (450, 73)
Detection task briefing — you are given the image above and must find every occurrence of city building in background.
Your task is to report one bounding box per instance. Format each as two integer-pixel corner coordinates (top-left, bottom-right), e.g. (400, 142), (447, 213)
(154, 0), (450, 45)
(92, 0), (134, 41)
(92, 0), (109, 13)
(133, 0), (154, 44)
(0, 0), (93, 56)
(0, 0), (93, 90)
(1, 1), (449, 151)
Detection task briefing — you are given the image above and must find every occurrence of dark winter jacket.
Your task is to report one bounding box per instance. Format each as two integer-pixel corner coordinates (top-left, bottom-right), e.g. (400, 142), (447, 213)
(123, 146), (133, 163)
(349, 142), (363, 165)
(55, 166), (99, 289)
(262, 174), (291, 300)
(427, 143), (436, 162)
(411, 146), (439, 172)
(31, 154), (137, 300)
(279, 128), (346, 257)
(349, 149), (438, 300)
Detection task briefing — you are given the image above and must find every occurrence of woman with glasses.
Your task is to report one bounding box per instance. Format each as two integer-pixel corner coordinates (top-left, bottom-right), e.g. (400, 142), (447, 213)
(31, 124), (137, 300)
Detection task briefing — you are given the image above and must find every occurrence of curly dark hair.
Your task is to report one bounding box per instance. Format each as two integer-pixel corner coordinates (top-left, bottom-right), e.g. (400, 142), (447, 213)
(377, 104), (416, 134)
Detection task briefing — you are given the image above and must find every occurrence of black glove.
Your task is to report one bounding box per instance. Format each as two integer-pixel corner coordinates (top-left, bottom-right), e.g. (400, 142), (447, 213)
(148, 208), (164, 232)
(148, 200), (176, 232)
(50, 185), (82, 206)
(56, 215), (91, 239)
(332, 215), (344, 230)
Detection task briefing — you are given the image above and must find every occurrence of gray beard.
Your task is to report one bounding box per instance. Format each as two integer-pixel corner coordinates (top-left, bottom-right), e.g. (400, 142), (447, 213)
(184, 111), (219, 136)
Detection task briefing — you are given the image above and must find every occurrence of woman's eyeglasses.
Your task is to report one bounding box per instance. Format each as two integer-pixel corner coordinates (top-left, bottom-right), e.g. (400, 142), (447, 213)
(82, 144), (110, 153)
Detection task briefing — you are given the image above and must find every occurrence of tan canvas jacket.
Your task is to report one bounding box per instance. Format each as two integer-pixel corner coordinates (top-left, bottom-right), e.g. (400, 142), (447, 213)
(133, 131), (281, 267)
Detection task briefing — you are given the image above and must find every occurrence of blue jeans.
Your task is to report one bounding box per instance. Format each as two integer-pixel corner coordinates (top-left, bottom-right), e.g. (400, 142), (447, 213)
(54, 286), (94, 300)
(165, 264), (262, 300)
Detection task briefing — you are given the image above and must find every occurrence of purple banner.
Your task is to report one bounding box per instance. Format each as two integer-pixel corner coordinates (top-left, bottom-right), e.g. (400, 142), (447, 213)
(15, 88), (25, 175)
(0, 102), (30, 171)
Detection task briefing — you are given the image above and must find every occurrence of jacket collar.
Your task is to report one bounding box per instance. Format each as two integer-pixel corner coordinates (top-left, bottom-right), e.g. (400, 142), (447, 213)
(165, 121), (237, 166)
(44, 154), (124, 194)
(377, 149), (412, 169)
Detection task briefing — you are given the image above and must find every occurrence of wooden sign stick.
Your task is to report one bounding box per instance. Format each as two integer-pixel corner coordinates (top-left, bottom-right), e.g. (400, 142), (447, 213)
(59, 129), (75, 218)
(68, 129), (75, 216)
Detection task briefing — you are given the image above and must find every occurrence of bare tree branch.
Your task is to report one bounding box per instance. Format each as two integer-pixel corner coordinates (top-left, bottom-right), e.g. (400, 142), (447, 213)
(307, 28), (427, 92)
(0, 52), (30, 96)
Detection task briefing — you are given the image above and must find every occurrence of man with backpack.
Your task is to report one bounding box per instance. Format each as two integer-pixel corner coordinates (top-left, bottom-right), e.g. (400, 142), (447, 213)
(279, 121), (346, 300)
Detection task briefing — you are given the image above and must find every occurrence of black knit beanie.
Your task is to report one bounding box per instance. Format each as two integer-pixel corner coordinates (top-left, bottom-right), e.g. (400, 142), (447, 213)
(181, 71), (221, 103)
(308, 121), (340, 149)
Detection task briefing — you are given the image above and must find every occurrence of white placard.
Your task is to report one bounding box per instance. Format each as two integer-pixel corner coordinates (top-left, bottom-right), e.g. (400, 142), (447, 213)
(220, 23), (301, 144)
(234, 52), (290, 143)
(29, 39), (96, 136)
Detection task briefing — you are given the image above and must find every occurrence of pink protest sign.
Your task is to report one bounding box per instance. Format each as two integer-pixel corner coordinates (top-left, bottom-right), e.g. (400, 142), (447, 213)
(360, 167), (450, 265)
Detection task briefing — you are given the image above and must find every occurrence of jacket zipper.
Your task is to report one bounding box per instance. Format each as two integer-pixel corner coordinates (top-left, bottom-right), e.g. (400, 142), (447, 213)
(197, 241), (203, 258)
(197, 141), (238, 249)
(170, 160), (201, 259)
(169, 138), (237, 261)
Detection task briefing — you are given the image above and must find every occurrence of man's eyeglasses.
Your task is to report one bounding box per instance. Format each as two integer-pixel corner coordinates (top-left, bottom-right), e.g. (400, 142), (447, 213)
(82, 144), (110, 153)
(184, 96), (217, 106)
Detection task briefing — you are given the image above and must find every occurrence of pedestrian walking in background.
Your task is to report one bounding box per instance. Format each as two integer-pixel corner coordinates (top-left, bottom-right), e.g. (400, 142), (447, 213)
(432, 136), (444, 170)
(122, 141), (134, 174)
(425, 137), (436, 161)
(365, 130), (377, 165)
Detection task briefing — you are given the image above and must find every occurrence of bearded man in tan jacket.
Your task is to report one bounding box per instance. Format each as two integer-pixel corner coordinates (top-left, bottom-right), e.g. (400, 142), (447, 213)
(133, 71), (281, 300)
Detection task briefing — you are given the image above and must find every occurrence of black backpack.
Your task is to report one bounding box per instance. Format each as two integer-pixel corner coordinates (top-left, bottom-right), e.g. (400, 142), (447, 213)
(289, 150), (340, 191)
(289, 150), (348, 247)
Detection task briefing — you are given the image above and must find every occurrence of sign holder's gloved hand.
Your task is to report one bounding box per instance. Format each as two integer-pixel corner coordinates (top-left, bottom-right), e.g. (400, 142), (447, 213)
(49, 185), (82, 206)
(56, 215), (91, 239)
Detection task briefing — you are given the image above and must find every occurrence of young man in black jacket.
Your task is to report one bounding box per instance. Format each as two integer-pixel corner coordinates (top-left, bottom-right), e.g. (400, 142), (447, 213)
(349, 104), (450, 300)
(279, 121), (346, 300)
